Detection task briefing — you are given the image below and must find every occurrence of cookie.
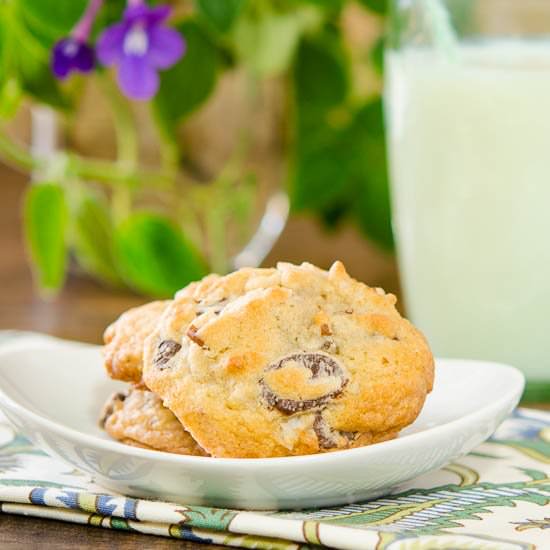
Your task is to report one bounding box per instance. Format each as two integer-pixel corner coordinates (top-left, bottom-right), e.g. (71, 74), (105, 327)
(99, 388), (207, 456)
(142, 261), (434, 458)
(103, 301), (170, 383)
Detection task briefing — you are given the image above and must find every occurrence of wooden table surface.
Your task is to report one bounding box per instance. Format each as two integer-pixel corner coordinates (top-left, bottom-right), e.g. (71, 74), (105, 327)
(0, 165), (548, 548)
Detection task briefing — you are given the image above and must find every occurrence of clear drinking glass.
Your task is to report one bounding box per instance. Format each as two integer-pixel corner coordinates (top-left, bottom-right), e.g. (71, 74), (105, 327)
(385, 0), (550, 399)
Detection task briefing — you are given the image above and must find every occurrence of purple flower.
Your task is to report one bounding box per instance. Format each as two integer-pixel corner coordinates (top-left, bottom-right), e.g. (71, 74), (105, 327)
(52, 38), (95, 79)
(97, 2), (185, 101)
(50, 0), (103, 80)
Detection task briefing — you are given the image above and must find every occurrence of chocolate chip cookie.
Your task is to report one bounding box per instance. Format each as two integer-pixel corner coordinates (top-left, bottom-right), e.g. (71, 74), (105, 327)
(142, 261), (434, 458)
(99, 388), (207, 456)
(103, 300), (170, 383)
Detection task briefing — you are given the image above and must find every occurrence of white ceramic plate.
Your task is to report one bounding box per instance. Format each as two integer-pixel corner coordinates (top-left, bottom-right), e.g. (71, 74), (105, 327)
(0, 338), (524, 510)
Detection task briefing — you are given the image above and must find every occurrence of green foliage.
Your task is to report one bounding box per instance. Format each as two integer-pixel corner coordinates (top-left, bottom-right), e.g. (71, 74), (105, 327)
(23, 183), (68, 294)
(291, 31), (393, 249)
(72, 194), (122, 287)
(0, 78), (23, 120)
(17, 0), (86, 42)
(291, 32), (351, 211)
(297, 0), (344, 13)
(154, 20), (219, 133)
(352, 100), (393, 249)
(195, 0), (246, 33)
(233, 9), (309, 78)
(0, 1), (69, 109)
(114, 212), (207, 297)
(17, 49), (70, 110)
(0, 0), (395, 296)
(293, 34), (349, 119)
(357, 0), (388, 15)
(371, 35), (385, 74)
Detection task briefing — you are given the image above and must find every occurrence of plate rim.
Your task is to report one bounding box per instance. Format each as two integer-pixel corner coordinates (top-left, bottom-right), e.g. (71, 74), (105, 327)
(0, 339), (525, 469)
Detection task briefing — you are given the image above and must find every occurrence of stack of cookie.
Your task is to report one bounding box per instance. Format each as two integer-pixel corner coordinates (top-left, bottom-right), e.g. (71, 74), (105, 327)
(100, 261), (434, 458)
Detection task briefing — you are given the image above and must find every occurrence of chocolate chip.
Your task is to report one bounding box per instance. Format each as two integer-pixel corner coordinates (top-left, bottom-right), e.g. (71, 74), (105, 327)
(99, 406), (113, 429)
(313, 413), (358, 450)
(114, 391), (127, 403)
(98, 391), (128, 428)
(320, 323), (332, 336)
(154, 339), (182, 367)
(186, 325), (206, 348)
(259, 353), (348, 415)
(313, 413), (338, 449)
(345, 308), (353, 314)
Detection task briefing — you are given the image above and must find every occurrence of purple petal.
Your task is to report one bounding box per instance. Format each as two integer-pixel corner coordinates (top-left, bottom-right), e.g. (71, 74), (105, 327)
(147, 26), (185, 69)
(51, 38), (95, 79)
(73, 43), (95, 72)
(52, 40), (73, 79)
(146, 5), (172, 26)
(123, 4), (151, 23)
(124, 4), (171, 27)
(97, 22), (128, 66)
(117, 55), (159, 100)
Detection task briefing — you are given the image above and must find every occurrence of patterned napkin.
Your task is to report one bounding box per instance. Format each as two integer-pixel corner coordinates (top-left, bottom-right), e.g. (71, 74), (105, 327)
(0, 333), (548, 549)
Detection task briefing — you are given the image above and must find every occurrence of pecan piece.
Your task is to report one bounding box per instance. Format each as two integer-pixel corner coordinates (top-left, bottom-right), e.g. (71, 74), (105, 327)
(186, 325), (206, 348)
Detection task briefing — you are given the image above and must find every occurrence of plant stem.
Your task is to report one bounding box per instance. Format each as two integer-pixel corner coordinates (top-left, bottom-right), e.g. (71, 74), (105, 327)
(149, 101), (206, 254)
(0, 131), (36, 171)
(0, 127), (172, 188)
(205, 197), (228, 274)
(72, 0), (104, 42)
(99, 74), (138, 171)
(151, 105), (180, 178)
(98, 74), (140, 221)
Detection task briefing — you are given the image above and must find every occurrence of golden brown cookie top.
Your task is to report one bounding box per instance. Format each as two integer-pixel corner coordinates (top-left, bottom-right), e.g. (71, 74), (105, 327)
(103, 300), (170, 383)
(100, 388), (207, 456)
(142, 261), (434, 458)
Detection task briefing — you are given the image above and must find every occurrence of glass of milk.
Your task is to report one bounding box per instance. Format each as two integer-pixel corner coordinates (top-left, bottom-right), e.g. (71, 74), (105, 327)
(385, 0), (550, 399)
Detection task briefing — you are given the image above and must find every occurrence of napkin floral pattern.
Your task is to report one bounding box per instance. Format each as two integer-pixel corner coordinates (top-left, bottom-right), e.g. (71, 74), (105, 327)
(0, 334), (548, 549)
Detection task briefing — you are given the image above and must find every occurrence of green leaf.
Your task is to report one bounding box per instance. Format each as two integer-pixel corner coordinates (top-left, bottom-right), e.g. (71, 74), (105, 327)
(24, 183), (68, 293)
(370, 34), (385, 74)
(357, 0), (388, 15)
(291, 94), (394, 249)
(72, 194), (123, 287)
(295, 0), (344, 13)
(0, 17), (8, 84)
(154, 20), (219, 132)
(0, 3), (70, 109)
(195, 0), (246, 33)
(293, 34), (349, 118)
(291, 123), (358, 212)
(17, 0), (87, 40)
(115, 212), (207, 297)
(291, 31), (351, 211)
(95, 0), (126, 31)
(352, 99), (394, 249)
(0, 77), (23, 120)
(18, 52), (69, 109)
(234, 11), (306, 77)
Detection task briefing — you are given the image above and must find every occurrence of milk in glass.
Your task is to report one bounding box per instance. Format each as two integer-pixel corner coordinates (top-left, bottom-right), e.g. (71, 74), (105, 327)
(385, 42), (550, 381)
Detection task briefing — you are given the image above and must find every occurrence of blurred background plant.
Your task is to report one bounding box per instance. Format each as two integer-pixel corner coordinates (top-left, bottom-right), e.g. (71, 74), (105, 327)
(0, 0), (390, 298)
